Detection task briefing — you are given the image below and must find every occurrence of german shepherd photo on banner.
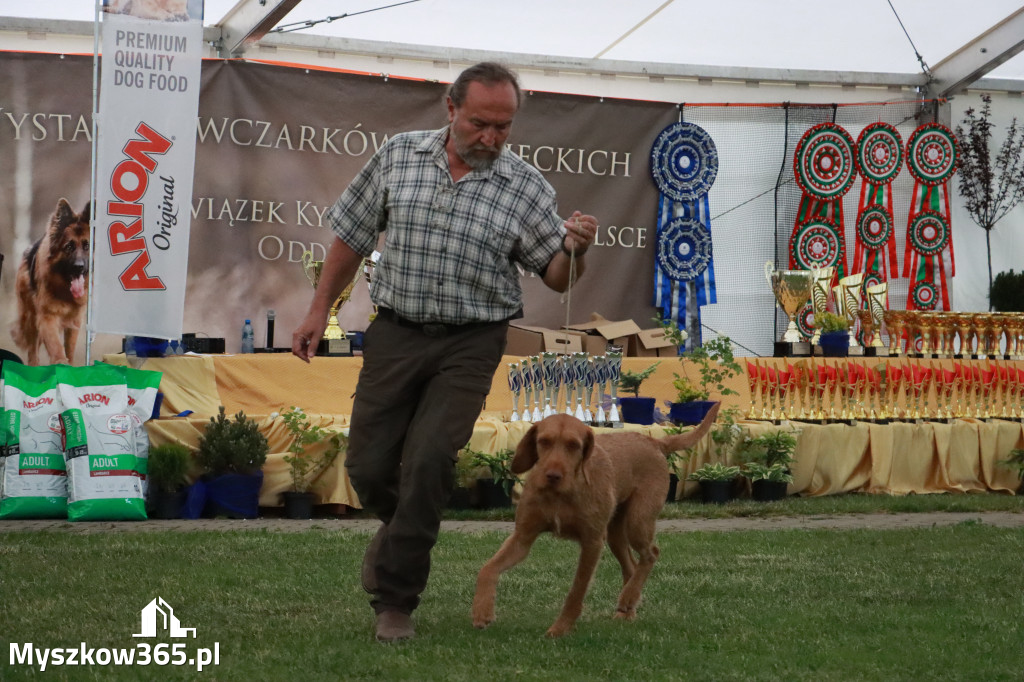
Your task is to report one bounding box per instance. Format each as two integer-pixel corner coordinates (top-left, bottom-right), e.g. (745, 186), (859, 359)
(12, 199), (91, 366)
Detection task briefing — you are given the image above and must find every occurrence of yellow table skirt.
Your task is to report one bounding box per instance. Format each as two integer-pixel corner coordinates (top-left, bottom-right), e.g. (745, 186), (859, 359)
(107, 354), (1022, 507)
(146, 415), (1023, 508)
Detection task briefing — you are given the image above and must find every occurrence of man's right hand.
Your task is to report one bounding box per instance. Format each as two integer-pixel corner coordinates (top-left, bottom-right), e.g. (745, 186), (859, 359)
(292, 313), (327, 363)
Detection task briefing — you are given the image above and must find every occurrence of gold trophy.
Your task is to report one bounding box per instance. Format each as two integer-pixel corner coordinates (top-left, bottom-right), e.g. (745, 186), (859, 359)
(833, 273), (864, 354)
(809, 266), (834, 345)
(883, 310), (906, 356)
(865, 282), (888, 354)
(302, 250), (361, 356)
(765, 262), (813, 356)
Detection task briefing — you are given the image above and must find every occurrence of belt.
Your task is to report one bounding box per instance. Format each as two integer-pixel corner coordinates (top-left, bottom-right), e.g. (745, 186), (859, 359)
(375, 307), (507, 338)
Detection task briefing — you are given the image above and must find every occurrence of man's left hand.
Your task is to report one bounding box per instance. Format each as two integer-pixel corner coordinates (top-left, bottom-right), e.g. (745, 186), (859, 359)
(562, 211), (598, 255)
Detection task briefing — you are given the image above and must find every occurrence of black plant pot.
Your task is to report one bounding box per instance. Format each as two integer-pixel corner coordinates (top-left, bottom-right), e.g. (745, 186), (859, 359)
(447, 486), (475, 510)
(282, 491), (315, 519)
(475, 479), (512, 509)
(148, 486), (186, 520)
(751, 479), (788, 501)
(666, 473), (679, 503)
(699, 479), (733, 504)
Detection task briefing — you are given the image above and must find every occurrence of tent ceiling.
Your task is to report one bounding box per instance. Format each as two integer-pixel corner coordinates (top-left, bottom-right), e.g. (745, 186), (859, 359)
(4, 0), (1024, 90)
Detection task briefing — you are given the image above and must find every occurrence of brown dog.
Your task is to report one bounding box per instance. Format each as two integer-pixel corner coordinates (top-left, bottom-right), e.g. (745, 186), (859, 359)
(472, 403), (720, 637)
(12, 199), (91, 366)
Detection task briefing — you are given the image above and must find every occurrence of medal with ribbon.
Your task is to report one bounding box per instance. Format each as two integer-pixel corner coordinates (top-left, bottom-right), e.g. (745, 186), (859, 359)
(852, 122), (902, 293)
(903, 123), (958, 310)
(789, 123), (858, 287)
(649, 120), (718, 349)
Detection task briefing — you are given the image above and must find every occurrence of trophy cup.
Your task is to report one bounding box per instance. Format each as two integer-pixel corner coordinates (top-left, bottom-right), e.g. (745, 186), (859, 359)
(593, 355), (609, 425)
(883, 310), (906, 356)
(865, 282), (888, 355)
(561, 355), (576, 415)
(301, 250), (360, 356)
(606, 350), (623, 425)
(582, 356), (597, 424)
(809, 266), (835, 346)
(507, 363), (522, 422)
(529, 356), (544, 421)
(833, 273), (865, 354)
(572, 352), (590, 421)
(765, 262), (814, 357)
(542, 352), (559, 418)
(519, 360), (534, 423)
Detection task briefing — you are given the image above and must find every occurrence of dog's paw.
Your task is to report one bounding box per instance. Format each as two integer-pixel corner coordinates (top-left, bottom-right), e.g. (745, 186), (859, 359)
(545, 621), (573, 638)
(471, 607), (495, 629)
(613, 607), (637, 621)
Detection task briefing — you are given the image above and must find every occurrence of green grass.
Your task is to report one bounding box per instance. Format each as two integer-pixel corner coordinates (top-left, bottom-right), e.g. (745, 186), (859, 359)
(2, 525), (1023, 681)
(444, 489), (1024, 521)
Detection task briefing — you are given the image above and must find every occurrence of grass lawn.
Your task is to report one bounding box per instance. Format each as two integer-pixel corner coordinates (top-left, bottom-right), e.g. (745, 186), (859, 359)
(2, 517), (1023, 681)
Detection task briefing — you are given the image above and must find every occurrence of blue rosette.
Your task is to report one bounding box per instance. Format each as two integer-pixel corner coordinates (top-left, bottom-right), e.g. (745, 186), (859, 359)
(656, 217), (712, 281)
(650, 121), (719, 350)
(650, 122), (719, 204)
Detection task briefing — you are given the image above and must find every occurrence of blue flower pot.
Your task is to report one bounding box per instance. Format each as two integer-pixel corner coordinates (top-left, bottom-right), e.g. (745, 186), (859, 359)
(619, 397), (656, 425)
(669, 400), (717, 426)
(819, 331), (850, 357)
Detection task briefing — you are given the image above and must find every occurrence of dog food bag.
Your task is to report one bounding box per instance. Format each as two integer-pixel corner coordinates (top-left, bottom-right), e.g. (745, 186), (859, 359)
(57, 364), (146, 521)
(97, 362), (162, 497)
(0, 363), (68, 519)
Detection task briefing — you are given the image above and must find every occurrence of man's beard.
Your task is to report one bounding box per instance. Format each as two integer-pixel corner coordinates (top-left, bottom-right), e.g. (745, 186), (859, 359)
(455, 137), (501, 171)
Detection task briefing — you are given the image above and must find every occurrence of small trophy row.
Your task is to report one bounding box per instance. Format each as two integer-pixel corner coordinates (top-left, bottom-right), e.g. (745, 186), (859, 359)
(747, 358), (1024, 423)
(883, 310), (1024, 359)
(508, 351), (623, 425)
(766, 263), (1024, 360)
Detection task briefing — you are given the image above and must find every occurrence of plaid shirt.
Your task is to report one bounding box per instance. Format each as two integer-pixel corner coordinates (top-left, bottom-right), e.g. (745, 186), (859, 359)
(327, 127), (564, 324)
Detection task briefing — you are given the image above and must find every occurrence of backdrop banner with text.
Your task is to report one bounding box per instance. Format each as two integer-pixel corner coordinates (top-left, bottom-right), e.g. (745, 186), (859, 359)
(0, 54), (677, 363)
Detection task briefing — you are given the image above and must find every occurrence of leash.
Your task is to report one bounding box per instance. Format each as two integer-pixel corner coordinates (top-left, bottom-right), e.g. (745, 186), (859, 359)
(561, 217), (579, 348)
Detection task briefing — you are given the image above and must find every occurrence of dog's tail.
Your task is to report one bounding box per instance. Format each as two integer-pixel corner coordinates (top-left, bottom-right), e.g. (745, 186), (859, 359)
(656, 401), (721, 454)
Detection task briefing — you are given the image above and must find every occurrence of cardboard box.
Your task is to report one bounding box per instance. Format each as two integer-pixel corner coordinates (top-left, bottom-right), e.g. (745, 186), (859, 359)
(632, 328), (680, 357)
(505, 323), (583, 357)
(564, 316), (642, 356)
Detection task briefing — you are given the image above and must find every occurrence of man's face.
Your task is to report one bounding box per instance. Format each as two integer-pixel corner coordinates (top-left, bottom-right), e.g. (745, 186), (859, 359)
(447, 80), (518, 171)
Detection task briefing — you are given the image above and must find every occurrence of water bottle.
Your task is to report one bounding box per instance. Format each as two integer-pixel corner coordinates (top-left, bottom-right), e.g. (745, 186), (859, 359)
(241, 319), (255, 354)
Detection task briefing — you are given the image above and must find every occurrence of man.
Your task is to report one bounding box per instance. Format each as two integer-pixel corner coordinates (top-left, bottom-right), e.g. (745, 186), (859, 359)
(292, 62), (597, 643)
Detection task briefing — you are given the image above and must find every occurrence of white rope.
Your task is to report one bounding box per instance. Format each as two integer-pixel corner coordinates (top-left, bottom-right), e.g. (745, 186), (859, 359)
(561, 219), (579, 347)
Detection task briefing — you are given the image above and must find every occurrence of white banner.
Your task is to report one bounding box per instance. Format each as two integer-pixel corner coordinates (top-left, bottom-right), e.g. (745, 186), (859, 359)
(91, 3), (203, 340)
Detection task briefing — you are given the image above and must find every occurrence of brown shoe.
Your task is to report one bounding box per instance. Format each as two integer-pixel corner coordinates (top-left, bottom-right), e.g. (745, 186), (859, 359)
(361, 524), (386, 594)
(375, 609), (414, 643)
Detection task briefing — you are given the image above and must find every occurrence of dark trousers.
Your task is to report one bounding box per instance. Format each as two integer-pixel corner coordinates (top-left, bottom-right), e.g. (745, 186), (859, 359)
(345, 313), (508, 614)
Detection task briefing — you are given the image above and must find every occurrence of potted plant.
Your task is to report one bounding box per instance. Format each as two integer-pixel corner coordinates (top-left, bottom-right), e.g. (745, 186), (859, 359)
(687, 462), (741, 504)
(616, 361), (661, 425)
(469, 448), (521, 508)
(816, 312), (850, 357)
(450, 448), (481, 510)
(659, 317), (741, 425)
(194, 406), (269, 519)
(990, 270), (1024, 312)
(146, 442), (192, 519)
(738, 428), (798, 501)
(660, 430), (693, 503)
(999, 448), (1024, 493)
(279, 407), (346, 519)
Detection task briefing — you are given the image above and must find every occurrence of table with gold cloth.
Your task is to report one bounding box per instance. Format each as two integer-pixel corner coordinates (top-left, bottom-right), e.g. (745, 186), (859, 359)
(103, 354), (1024, 508)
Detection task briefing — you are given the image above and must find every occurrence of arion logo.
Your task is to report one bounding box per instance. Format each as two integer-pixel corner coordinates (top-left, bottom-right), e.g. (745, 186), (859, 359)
(133, 597), (196, 639)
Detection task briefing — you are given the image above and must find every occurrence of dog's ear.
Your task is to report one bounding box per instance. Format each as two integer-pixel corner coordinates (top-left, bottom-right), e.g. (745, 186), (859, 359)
(52, 199), (75, 232)
(577, 427), (595, 485)
(80, 201), (91, 224)
(580, 427), (595, 462)
(511, 423), (539, 474)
